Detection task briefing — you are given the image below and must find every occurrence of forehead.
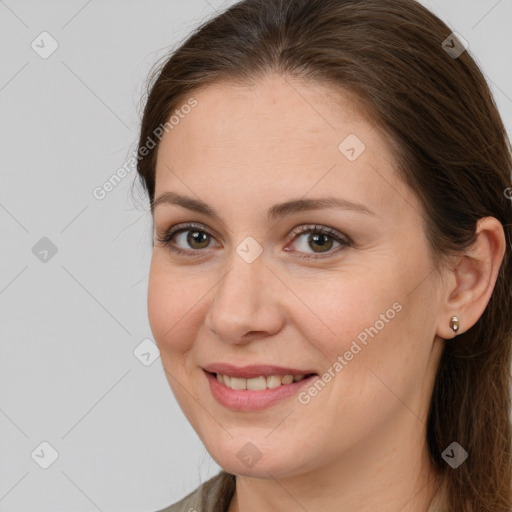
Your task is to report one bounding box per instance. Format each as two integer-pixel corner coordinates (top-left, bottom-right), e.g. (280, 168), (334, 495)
(163, 74), (368, 150)
(154, 74), (419, 220)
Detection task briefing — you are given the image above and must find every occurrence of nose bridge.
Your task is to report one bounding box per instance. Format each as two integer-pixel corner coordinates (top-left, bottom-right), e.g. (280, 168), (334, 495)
(205, 248), (282, 341)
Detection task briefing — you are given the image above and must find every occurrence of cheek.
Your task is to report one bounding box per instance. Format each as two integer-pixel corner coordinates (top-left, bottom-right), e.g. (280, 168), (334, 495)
(147, 262), (208, 420)
(147, 259), (205, 356)
(314, 279), (436, 427)
(293, 271), (404, 357)
(295, 268), (427, 403)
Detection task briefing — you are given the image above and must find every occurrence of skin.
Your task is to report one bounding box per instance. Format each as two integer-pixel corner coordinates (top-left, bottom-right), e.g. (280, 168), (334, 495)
(147, 73), (506, 512)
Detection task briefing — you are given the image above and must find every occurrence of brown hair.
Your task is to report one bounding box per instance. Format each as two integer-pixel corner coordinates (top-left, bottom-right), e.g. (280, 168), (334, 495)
(136, 0), (512, 510)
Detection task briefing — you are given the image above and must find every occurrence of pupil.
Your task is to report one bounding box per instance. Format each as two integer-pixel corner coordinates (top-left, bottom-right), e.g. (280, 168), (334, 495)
(189, 231), (209, 248)
(310, 233), (332, 252)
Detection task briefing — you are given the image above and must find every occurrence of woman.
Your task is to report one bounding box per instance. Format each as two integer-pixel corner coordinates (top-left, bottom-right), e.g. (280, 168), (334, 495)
(135, 0), (512, 510)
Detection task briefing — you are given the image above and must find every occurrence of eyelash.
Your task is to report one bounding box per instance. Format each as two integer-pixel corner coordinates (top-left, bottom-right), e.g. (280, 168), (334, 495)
(155, 222), (352, 260)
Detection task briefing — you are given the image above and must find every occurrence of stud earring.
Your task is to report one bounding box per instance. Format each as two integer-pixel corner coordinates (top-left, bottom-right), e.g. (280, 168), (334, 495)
(449, 315), (460, 334)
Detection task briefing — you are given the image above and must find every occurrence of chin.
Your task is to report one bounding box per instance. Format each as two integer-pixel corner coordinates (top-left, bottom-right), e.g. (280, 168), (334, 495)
(206, 439), (312, 480)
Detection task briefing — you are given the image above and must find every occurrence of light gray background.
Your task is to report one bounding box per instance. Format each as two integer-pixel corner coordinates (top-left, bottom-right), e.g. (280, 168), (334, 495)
(0, 1), (511, 511)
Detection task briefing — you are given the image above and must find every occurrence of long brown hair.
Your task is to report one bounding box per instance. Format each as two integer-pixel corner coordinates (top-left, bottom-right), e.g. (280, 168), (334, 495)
(135, 1), (512, 510)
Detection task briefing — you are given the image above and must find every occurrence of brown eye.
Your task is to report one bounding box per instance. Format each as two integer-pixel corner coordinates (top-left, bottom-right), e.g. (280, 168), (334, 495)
(287, 225), (352, 260)
(305, 233), (334, 253)
(155, 223), (218, 256)
(184, 230), (211, 249)
(156, 222), (351, 260)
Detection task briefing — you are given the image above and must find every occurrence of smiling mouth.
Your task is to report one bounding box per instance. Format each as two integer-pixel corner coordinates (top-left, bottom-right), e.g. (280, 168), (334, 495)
(205, 370), (317, 391)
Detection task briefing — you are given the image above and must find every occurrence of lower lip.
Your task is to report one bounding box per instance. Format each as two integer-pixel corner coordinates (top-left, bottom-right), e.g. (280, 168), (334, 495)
(204, 370), (318, 411)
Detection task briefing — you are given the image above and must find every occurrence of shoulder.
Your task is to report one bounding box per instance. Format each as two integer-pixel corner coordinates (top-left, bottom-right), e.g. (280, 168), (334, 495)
(154, 483), (201, 512)
(154, 471), (236, 512)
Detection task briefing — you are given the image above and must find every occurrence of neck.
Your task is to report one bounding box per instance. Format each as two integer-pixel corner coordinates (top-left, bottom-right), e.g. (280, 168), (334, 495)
(227, 410), (443, 512)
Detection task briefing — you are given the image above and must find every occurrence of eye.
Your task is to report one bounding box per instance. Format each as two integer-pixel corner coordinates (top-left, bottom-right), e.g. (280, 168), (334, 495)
(285, 224), (352, 260)
(155, 222), (352, 260)
(155, 222), (218, 257)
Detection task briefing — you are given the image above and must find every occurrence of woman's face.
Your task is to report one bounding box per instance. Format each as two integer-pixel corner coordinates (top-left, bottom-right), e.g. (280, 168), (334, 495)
(148, 74), (446, 479)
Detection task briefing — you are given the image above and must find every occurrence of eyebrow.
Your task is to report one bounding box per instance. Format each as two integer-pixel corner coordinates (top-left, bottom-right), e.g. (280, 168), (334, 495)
(151, 191), (376, 220)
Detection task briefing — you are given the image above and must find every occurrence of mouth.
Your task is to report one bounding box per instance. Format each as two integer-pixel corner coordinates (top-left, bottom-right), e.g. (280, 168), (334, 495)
(205, 370), (318, 391)
(202, 368), (319, 411)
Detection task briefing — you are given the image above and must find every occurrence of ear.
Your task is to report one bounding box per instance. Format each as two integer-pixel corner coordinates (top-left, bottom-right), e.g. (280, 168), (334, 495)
(437, 217), (506, 339)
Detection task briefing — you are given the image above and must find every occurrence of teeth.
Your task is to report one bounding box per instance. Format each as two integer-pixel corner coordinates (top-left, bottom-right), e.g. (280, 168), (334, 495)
(266, 375), (282, 389)
(230, 377), (247, 390)
(215, 373), (308, 390)
(247, 376), (267, 390)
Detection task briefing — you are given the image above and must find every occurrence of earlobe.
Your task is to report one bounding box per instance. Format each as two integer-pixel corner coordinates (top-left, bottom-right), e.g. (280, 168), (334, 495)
(437, 217), (506, 340)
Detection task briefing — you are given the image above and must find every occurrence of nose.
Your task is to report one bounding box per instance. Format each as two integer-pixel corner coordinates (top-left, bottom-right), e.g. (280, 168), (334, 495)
(204, 250), (285, 344)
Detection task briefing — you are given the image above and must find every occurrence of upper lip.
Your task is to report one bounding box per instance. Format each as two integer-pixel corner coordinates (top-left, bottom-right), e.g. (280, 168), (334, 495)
(203, 363), (317, 379)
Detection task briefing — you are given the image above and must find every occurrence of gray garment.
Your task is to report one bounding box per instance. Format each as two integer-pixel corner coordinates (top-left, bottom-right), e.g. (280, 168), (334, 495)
(156, 471), (446, 512)
(155, 471), (235, 512)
